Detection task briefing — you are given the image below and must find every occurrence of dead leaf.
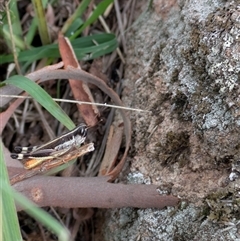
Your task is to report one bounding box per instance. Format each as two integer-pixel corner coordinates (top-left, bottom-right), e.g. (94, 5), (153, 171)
(99, 124), (123, 176)
(58, 32), (99, 127)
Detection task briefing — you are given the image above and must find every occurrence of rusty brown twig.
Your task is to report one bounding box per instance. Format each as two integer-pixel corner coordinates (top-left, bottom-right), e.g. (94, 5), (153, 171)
(13, 175), (179, 211)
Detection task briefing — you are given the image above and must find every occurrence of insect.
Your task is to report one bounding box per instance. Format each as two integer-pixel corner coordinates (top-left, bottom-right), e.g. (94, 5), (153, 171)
(11, 124), (88, 169)
(10, 142), (95, 185)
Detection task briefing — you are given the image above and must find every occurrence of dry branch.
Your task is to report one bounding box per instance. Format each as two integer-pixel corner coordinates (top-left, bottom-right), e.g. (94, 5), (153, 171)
(13, 176), (179, 211)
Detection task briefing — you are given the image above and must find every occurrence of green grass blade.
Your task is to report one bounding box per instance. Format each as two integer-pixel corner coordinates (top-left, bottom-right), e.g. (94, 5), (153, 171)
(25, 0), (48, 45)
(2, 25), (26, 50)
(31, 0), (51, 45)
(62, 0), (91, 34)
(3, 76), (75, 130)
(70, 0), (114, 40)
(65, 18), (84, 37)
(0, 177), (70, 241)
(25, 18), (38, 46)
(10, 188), (70, 241)
(0, 141), (22, 241)
(9, 0), (23, 37)
(1, 0), (24, 53)
(0, 33), (118, 64)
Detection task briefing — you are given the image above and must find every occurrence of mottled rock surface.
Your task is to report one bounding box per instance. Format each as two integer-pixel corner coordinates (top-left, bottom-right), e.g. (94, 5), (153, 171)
(97, 1), (240, 240)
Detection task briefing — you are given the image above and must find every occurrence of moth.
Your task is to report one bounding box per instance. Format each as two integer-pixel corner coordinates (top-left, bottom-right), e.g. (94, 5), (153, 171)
(11, 124), (88, 169)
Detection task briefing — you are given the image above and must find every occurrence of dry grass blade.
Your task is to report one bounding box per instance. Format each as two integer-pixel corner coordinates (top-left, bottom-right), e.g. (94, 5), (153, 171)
(99, 124), (123, 176)
(0, 92), (28, 134)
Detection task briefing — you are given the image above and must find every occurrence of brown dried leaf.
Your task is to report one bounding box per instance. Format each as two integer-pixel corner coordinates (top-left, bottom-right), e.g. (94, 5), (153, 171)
(98, 124), (123, 176)
(58, 32), (99, 126)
